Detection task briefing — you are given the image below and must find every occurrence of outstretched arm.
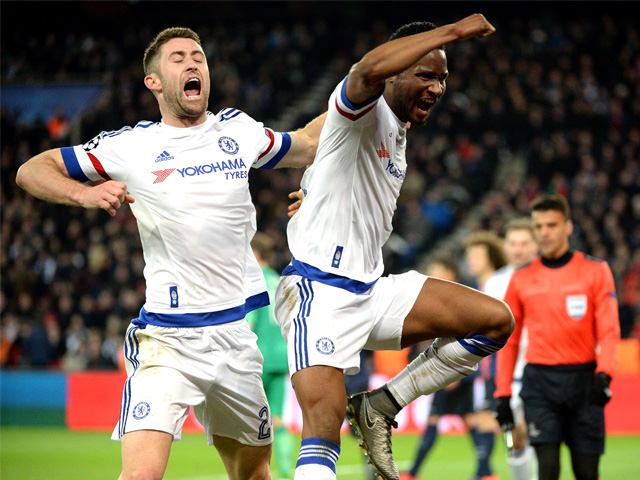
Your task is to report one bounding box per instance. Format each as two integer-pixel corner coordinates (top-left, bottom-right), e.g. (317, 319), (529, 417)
(275, 111), (328, 169)
(16, 149), (134, 217)
(347, 13), (495, 104)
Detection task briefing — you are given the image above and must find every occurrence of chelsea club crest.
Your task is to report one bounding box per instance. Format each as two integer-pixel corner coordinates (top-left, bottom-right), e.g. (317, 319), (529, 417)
(218, 136), (239, 155)
(133, 402), (151, 420)
(316, 337), (335, 355)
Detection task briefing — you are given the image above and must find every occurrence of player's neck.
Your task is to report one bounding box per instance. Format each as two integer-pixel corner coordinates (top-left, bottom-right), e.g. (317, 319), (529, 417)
(162, 113), (208, 128)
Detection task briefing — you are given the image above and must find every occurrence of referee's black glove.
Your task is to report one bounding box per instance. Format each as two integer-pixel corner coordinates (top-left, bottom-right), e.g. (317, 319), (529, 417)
(495, 396), (515, 431)
(589, 372), (612, 406)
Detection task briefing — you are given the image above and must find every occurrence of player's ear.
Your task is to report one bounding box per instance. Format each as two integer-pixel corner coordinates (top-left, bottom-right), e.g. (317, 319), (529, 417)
(145, 73), (162, 93)
(387, 75), (397, 84)
(566, 219), (574, 236)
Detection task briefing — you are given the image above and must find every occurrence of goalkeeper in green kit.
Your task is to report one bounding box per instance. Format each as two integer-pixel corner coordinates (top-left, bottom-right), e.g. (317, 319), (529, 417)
(248, 232), (295, 479)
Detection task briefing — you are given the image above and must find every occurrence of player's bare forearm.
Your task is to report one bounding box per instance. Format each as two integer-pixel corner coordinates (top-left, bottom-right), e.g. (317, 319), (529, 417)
(277, 111), (327, 168)
(347, 13), (495, 104)
(17, 149), (87, 206)
(16, 149), (134, 216)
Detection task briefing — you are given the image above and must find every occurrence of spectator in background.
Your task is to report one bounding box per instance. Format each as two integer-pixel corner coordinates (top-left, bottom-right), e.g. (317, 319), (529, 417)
(464, 231), (508, 480)
(495, 195), (620, 480)
(46, 106), (71, 143)
(247, 232), (295, 480)
(484, 218), (539, 480)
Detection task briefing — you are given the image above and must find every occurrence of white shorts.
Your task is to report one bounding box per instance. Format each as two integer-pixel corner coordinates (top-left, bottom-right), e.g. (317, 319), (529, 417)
(112, 320), (272, 446)
(275, 270), (427, 376)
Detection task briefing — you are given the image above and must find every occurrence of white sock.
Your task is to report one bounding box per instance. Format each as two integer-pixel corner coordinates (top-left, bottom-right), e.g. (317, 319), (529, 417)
(507, 443), (534, 480)
(294, 437), (340, 480)
(387, 336), (503, 407)
(294, 464), (336, 480)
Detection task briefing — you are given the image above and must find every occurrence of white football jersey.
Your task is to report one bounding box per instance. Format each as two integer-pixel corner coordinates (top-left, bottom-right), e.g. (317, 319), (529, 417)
(484, 264), (528, 380)
(62, 109), (291, 327)
(286, 77), (407, 292)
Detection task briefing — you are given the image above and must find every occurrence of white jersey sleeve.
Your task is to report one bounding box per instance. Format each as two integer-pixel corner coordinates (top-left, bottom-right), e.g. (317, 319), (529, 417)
(330, 76), (384, 128)
(483, 265), (515, 301)
(485, 264), (528, 381)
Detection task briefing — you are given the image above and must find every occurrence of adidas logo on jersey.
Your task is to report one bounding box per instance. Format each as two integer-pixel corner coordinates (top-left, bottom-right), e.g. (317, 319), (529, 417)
(155, 150), (175, 162)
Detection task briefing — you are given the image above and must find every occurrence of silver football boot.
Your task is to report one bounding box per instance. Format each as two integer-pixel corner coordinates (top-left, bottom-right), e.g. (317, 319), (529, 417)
(346, 391), (399, 480)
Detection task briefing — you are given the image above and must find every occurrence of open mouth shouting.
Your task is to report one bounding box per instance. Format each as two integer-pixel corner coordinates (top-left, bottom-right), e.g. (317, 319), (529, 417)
(184, 77), (201, 98)
(415, 97), (436, 119)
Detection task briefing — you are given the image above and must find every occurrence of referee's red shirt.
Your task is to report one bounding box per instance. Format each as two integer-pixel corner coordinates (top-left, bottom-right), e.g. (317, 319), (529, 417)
(495, 251), (620, 398)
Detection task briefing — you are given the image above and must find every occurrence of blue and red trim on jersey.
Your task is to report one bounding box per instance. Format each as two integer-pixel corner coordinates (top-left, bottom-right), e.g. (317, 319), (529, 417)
(61, 146), (111, 182)
(61, 147), (90, 183)
(335, 75), (384, 121)
(257, 131), (292, 169)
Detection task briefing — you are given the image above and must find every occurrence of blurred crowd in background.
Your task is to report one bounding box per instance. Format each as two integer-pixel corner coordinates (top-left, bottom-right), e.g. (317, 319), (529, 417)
(2, 2), (639, 370)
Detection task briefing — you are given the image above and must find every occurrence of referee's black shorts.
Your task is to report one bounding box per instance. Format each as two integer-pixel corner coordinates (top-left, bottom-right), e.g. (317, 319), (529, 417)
(520, 362), (605, 455)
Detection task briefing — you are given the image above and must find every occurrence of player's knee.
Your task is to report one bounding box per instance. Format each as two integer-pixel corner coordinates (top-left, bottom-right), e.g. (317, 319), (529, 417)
(487, 299), (514, 344)
(233, 458), (271, 480)
(304, 403), (344, 442)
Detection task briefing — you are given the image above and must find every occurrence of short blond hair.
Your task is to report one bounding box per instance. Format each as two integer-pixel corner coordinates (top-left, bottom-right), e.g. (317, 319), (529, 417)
(143, 27), (201, 76)
(504, 217), (534, 236)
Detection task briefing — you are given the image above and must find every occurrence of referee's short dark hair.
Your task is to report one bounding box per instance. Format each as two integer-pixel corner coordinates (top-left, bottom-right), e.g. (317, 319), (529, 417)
(530, 194), (571, 220)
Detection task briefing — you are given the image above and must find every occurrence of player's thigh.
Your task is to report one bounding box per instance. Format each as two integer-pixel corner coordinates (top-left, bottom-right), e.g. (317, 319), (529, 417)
(120, 430), (173, 480)
(402, 276), (512, 346)
(197, 325), (273, 448)
(114, 325), (206, 441)
(213, 435), (272, 480)
(277, 275), (372, 375)
(365, 270), (426, 351)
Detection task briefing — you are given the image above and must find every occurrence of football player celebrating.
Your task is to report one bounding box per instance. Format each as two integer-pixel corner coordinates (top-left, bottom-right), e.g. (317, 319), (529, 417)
(17, 27), (325, 480)
(274, 14), (514, 480)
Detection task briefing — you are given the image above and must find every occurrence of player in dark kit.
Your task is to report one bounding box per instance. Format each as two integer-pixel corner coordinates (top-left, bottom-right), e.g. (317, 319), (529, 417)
(495, 195), (620, 480)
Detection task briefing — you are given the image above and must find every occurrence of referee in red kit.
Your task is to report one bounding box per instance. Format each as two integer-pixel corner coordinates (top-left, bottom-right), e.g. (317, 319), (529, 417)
(495, 194), (620, 480)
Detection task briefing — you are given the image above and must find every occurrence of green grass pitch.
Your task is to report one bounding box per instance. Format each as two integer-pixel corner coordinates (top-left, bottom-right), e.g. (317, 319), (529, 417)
(2, 427), (639, 479)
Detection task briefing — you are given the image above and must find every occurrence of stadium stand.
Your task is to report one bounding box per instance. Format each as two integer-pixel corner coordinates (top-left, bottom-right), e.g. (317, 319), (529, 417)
(2, 2), (639, 370)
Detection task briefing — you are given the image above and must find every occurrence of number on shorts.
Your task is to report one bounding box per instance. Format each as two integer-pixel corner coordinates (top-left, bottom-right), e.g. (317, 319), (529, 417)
(258, 406), (271, 440)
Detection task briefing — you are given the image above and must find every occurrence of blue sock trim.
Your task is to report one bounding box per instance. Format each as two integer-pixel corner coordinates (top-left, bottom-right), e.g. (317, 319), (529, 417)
(296, 437), (341, 473)
(457, 334), (505, 357)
